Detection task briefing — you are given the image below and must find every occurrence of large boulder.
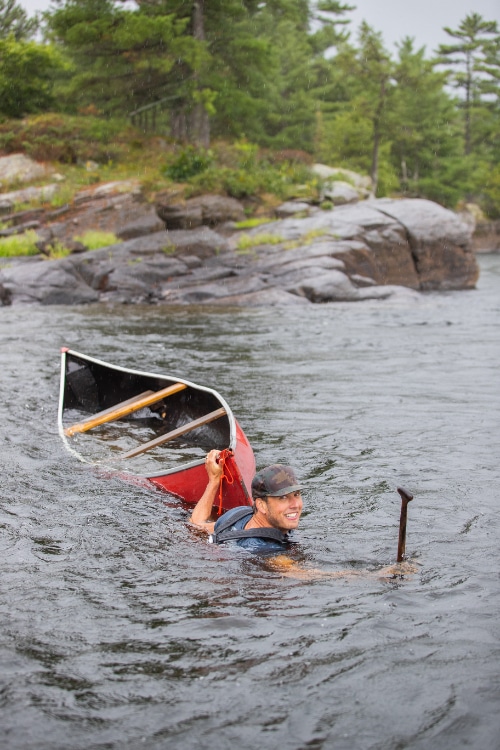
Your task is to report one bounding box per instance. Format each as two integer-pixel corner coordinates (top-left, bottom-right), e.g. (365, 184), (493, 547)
(0, 196), (479, 306)
(321, 181), (360, 205)
(275, 201), (315, 218)
(242, 201), (421, 289)
(312, 164), (372, 190)
(0, 184), (59, 213)
(73, 180), (141, 205)
(313, 164), (373, 201)
(0, 154), (49, 186)
(0, 227), (232, 305)
(228, 198), (478, 294)
(155, 193), (246, 229)
(44, 184), (162, 247)
(376, 198), (478, 289)
(0, 256), (99, 305)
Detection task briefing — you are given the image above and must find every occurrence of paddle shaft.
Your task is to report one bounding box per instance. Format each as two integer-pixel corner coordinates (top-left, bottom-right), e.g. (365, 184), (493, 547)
(65, 382), (187, 436)
(397, 487), (413, 562)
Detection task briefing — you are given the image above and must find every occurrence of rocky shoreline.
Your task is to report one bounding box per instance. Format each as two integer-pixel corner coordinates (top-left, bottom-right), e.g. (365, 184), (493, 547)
(0, 158), (483, 307)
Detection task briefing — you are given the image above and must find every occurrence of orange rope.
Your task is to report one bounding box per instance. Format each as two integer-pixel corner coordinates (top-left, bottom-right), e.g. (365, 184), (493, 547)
(217, 449), (235, 515)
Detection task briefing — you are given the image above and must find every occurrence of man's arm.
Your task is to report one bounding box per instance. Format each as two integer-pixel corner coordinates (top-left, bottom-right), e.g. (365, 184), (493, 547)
(189, 450), (223, 533)
(267, 555), (418, 580)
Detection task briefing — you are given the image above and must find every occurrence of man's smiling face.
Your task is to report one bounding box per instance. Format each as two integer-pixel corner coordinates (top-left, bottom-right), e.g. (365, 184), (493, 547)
(260, 491), (303, 531)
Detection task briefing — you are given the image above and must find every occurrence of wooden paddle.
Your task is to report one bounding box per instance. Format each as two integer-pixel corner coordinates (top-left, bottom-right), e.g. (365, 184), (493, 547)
(64, 382), (187, 436)
(396, 487), (413, 562)
(118, 407), (227, 460)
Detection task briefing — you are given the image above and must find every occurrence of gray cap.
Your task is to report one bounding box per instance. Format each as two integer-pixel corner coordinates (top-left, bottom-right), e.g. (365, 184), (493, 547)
(251, 465), (302, 499)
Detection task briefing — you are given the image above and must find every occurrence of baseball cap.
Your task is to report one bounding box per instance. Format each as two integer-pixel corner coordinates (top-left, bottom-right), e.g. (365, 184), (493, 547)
(251, 464), (302, 499)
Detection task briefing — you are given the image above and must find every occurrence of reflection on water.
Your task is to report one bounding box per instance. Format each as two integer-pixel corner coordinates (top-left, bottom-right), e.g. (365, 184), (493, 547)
(1, 255), (500, 749)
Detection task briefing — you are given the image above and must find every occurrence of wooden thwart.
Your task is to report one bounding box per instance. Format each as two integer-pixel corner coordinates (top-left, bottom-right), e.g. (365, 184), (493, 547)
(64, 383), (187, 436)
(119, 407), (227, 460)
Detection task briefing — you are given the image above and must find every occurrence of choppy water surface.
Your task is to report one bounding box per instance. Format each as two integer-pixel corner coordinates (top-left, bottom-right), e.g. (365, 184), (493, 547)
(1, 255), (499, 750)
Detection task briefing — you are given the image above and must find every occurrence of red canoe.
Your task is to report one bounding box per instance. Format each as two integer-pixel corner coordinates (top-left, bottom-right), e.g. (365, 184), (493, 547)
(58, 348), (255, 513)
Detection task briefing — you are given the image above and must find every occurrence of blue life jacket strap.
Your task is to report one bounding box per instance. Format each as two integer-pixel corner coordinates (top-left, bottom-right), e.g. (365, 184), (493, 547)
(212, 527), (288, 544)
(210, 507), (288, 545)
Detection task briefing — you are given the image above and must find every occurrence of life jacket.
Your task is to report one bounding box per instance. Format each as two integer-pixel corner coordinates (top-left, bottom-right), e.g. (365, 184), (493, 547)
(208, 507), (289, 545)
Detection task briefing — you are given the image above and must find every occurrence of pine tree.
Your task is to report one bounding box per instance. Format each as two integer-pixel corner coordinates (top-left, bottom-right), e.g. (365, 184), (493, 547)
(390, 37), (461, 200)
(470, 34), (500, 216)
(46, 0), (201, 127)
(0, 36), (62, 117)
(318, 23), (393, 195)
(357, 23), (394, 195)
(0, 0), (38, 40)
(158, 0), (353, 146)
(436, 13), (499, 156)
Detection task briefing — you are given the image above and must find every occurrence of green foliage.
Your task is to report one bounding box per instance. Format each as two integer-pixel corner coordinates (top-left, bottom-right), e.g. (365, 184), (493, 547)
(74, 231), (121, 250)
(46, 0), (200, 120)
(187, 161), (313, 200)
(0, 229), (39, 257)
(231, 17), (318, 150)
(164, 146), (213, 181)
(375, 146), (401, 196)
(313, 25), (395, 196)
(0, 2), (498, 214)
(0, 36), (63, 118)
(45, 240), (71, 259)
(0, 113), (134, 162)
(316, 98), (373, 173)
(314, 21), (500, 209)
(236, 232), (284, 251)
(479, 168), (500, 219)
(436, 13), (500, 156)
(389, 38), (461, 198)
(234, 217), (272, 229)
(174, 140), (317, 199)
(0, 0), (38, 40)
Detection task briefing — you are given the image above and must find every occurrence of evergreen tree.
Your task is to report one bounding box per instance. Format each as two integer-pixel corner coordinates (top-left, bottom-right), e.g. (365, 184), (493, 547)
(309, 0), (353, 53)
(243, 12), (319, 149)
(46, 0), (201, 125)
(46, 0), (354, 147)
(390, 38), (461, 201)
(356, 23), (393, 195)
(151, 0), (353, 146)
(236, 0), (354, 149)
(0, 0), (38, 40)
(0, 36), (62, 117)
(475, 31), (500, 161)
(317, 24), (394, 195)
(470, 34), (500, 216)
(436, 13), (499, 156)
(133, 0), (215, 145)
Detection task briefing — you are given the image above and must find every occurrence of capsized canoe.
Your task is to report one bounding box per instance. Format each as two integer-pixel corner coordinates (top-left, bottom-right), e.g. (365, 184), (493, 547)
(58, 348), (255, 513)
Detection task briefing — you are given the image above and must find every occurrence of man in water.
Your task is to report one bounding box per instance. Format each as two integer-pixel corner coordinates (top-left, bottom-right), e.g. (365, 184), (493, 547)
(190, 449), (302, 552)
(191, 449), (417, 578)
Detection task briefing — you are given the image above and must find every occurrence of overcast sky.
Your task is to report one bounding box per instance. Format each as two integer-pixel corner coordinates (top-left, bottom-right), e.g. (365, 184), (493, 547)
(19, 0), (500, 56)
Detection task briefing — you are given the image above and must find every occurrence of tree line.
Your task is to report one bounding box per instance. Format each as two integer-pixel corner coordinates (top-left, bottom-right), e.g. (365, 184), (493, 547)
(0, 0), (499, 215)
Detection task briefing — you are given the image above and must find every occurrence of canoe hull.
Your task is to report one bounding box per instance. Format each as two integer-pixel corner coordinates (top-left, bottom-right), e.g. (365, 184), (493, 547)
(58, 348), (255, 513)
(149, 441), (253, 509)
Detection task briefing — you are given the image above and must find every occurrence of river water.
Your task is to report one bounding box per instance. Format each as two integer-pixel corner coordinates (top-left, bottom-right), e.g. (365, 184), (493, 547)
(1, 254), (499, 750)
